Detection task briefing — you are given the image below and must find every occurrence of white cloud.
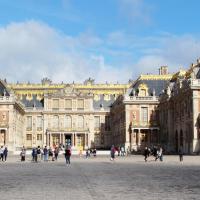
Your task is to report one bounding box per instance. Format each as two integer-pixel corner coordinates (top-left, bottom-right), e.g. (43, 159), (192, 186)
(0, 20), (199, 84)
(118, 0), (154, 25)
(132, 35), (200, 76)
(0, 20), (132, 83)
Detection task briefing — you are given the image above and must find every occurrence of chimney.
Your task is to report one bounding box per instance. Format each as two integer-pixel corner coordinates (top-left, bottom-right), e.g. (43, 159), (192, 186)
(159, 66), (168, 75)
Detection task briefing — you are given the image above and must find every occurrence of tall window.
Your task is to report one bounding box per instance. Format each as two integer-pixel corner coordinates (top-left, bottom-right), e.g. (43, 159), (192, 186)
(53, 115), (59, 129)
(141, 107), (148, 123)
(65, 99), (72, 110)
(26, 134), (32, 140)
(26, 116), (32, 130)
(94, 116), (100, 129)
(105, 116), (110, 131)
(64, 115), (72, 129)
(52, 99), (59, 110)
(37, 116), (42, 131)
(78, 115), (84, 129)
(77, 99), (84, 110)
(37, 134), (42, 141)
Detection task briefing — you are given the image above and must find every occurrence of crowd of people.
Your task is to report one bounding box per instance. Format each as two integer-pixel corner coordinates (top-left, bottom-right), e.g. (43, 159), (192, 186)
(29, 145), (66, 163)
(0, 144), (185, 164)
(110, 145), (130, 161)
(143, 146), (163, 162)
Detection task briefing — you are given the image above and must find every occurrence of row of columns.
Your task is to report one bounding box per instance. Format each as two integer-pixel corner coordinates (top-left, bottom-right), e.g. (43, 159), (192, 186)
(131, 128), (159, 148)
(46, 132), (89, 148)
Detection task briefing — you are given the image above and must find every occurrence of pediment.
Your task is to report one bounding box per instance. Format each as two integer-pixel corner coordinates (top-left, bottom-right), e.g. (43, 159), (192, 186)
(48, 85), (91, 98)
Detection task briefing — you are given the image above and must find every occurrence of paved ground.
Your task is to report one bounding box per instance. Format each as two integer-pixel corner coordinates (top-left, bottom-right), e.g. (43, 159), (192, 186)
(0, 155), (200, 200)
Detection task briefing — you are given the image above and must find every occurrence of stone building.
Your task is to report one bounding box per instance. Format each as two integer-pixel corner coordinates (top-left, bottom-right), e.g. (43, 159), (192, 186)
(0, 80), (25, 151)
(159, 60), (200, 154)
(0, 78), (129, 152)
(2, 61), (200, 154)
(110, 67), (172, 151)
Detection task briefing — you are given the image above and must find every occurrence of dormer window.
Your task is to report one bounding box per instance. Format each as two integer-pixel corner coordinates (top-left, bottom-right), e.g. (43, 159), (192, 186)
(138, 83), (148, 96)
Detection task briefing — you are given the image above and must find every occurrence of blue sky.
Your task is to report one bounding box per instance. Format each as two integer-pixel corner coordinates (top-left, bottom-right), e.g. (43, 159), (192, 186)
(0, 0), (200, 83)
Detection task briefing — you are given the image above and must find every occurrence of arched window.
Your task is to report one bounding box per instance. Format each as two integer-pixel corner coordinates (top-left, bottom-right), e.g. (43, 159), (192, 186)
(64, 115), (72, 129)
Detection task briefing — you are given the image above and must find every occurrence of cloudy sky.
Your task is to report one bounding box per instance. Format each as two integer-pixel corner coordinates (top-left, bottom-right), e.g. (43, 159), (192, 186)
(0, 0), (200, 84)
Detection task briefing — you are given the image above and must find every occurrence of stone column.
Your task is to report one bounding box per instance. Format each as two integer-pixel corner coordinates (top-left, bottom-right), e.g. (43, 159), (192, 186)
(46, 132), (49, 147)
(86, 134), (89, 147)
(138, 129), (141, 146)
(62, 133), (65, 145)
(49, 134), (51, 147)
(71, 133), (74, 147)
(74, 133), (76, 147)
(84, 133), (87, 149)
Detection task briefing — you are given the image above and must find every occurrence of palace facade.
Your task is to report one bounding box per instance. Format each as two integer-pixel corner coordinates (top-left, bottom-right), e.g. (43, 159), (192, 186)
(1, 61), (200, 154)
(110, 66), (172, 151)
(0, 78), (130, 151)
(159, 60), (200, 154)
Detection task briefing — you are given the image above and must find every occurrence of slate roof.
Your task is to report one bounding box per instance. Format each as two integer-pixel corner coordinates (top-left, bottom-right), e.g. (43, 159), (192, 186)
(0, 80), (10, 96)
(129, 79), (170, 96)
(21, 95), (44, 108)
(93, 94), (115, 110)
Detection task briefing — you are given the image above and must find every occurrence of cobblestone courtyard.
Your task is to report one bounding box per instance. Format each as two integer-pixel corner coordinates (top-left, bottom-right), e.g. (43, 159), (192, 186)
(0, 155), (200, 200)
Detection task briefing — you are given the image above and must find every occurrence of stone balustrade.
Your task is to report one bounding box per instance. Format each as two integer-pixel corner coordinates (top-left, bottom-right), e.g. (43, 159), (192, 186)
(190, 79), (200, 87)
(0, 96), (15, 103)
(124, 95), (159, 102)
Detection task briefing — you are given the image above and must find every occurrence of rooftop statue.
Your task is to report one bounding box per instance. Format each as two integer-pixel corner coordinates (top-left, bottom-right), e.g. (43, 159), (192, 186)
(41, 77), (52, 85)
(84, 77), (95, 85)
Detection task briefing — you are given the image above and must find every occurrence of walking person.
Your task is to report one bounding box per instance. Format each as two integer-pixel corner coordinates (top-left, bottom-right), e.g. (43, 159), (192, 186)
(0, 146), (4, 161)
(86, 148), (90, 158)
(49, 147), (53, 161)
(20, 146), (26, 161)
(93, 148), (97, 157)
(144, 147), (149, 162)
(3, 147), (8, 161)
(34, 147), (38, 162)
(110, 145), (116, 161)
(121, 146), (125, 156)
(54, 147), (59, 161)
(32, 148), (37, 162)
(65, 146), (71, 165)
(159, 147), (163, 161)
(126, 146), (130, 156)
(37, 146), (41, 161)
(179, 146), (184, 162)
(43, 146), (48, 161)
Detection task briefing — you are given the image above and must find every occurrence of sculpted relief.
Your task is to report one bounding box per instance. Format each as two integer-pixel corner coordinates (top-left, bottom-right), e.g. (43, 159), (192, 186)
(0, 111), (9, 126)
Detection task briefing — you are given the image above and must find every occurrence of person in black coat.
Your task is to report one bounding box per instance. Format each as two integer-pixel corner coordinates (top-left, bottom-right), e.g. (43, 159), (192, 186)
(179, 146), (184, 162)
(144, 147), (149, 162)
(3, 147), (8, 161)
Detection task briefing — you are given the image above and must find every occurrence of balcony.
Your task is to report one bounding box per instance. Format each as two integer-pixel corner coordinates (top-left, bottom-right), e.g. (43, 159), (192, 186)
(189, 79), (200, 87)
(124, 95), (159, 102)
(132, 121), (158, 128)
(47, 127), (89, 132)
(0, 96), (15, 103)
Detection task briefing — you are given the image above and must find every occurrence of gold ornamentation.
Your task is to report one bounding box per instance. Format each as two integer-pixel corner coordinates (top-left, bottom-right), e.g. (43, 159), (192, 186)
(139, 74), (173, 80)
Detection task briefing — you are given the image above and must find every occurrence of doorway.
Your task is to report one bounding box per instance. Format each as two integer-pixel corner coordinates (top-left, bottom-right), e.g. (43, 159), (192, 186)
(65, 134), (72, 146)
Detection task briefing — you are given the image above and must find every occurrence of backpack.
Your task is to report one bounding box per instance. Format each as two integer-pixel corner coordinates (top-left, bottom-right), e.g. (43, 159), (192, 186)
(37, 149), (41, 154)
